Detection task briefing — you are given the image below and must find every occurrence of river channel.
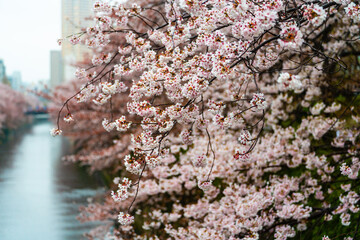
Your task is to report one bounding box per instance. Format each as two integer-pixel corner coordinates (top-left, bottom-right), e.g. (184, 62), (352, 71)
(0, 116), (104, 240)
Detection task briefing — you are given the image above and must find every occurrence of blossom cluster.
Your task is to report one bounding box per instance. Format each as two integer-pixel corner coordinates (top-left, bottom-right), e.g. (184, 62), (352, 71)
(51, 0), (360, 239)
(111, 177), (132, 202)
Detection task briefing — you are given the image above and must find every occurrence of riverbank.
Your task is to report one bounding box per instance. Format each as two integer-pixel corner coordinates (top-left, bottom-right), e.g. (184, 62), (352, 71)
(0, 115), (34, 143)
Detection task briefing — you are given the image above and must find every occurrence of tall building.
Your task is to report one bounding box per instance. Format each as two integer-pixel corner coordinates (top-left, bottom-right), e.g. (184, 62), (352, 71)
(9, 71), (22, 91)
(50, 51), (64, 89)
(0, 59), (6, 84)
(62, 0), (94, 81)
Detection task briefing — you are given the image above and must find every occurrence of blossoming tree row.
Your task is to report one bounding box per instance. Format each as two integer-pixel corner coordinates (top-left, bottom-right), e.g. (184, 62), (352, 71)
(0, 83), (29, 132)
(51, 0), (360, 239)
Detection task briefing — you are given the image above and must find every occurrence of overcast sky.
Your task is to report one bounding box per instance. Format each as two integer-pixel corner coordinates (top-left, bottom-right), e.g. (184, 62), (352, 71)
(0, 0), (61, 84)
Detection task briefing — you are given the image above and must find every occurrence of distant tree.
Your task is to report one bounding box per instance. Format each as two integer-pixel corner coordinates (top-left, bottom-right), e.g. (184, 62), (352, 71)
(0, 83), (28, 132)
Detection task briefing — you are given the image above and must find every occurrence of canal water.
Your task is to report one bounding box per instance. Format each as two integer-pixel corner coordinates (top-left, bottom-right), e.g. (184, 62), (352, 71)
(0, 116), (104, 240)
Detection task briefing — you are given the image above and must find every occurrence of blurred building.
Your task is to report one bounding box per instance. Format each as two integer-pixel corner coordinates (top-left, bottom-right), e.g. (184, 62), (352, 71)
(50, 51), (64, 88)
(0, 59), (6, 84)
(61, 0), (94, 81)
(8, 71), (22, 91)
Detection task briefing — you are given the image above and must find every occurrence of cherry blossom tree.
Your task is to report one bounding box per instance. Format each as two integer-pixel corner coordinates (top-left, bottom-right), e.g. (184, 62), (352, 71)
(51, 0), (360, 239)
(0, 83), (29, 132)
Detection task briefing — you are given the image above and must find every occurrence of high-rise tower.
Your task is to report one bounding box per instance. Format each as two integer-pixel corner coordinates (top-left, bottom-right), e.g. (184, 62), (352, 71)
(50, 51), (64, 89)
(0, 59), (6, 84)
(61, 0), (94, 81)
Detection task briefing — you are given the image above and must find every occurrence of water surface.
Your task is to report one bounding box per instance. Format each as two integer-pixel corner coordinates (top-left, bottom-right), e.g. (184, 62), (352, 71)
(0, 117), (104, 240)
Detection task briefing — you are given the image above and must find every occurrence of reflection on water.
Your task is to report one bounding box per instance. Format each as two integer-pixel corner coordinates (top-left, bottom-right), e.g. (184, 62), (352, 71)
(0, 117), (104, 240)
